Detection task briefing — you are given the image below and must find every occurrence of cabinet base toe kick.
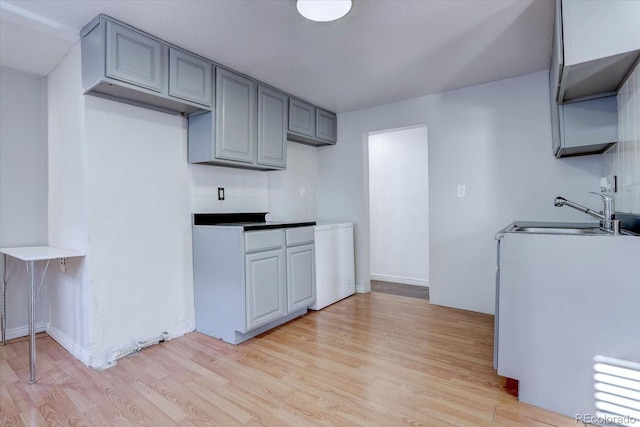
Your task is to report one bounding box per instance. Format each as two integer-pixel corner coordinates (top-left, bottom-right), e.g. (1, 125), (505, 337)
(197, 308), (308, 345)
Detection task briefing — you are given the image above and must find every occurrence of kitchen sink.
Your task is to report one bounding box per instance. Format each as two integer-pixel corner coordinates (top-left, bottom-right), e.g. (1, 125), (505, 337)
(497, 222), (638, 239)
(511, 226), (609, 235)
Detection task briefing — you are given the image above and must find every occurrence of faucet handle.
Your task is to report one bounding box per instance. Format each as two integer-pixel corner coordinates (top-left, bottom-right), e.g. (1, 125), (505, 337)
(589, 191), (613, 202)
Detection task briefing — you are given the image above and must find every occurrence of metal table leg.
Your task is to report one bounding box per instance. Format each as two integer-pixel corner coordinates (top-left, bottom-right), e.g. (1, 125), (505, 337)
(26, 260), (36, 384)
(1, 254), (6, 346)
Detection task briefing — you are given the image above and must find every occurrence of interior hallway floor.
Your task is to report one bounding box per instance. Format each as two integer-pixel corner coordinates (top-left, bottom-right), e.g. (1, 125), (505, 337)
(371, 280), (430, 300)
(0, 292), (577, 426)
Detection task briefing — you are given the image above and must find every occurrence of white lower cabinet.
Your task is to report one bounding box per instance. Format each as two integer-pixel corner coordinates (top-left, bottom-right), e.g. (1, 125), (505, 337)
(245, 248), (286, 330)
(192, 225), (315, 345)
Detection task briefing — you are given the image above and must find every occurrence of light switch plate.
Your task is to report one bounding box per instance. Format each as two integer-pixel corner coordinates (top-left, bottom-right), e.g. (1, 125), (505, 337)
(457, 185), (466, 198)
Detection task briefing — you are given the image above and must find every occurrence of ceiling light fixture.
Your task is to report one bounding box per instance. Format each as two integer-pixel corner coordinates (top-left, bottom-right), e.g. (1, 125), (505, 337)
(296, 0), (352, 23)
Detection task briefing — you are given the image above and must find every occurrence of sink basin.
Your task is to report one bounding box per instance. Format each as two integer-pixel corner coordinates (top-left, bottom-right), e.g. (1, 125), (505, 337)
(511, 226), (609, 235)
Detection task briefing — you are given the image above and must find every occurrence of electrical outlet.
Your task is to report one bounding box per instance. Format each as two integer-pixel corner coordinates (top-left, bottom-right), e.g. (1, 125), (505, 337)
(218, 187), (225, 200)
(60, 258), (67, 273)
(457, 184), (466, 198)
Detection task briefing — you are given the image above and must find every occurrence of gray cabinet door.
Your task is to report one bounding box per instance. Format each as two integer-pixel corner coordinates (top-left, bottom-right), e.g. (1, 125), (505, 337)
(169, 48), (213, 106)
(257, 86), (287, 168)
(215, 68), (257, 163)
(289, 98), (315, 137)
(105, 21), (163, 92)
(245, 249), (286, 331)
(286, 244), (316, 312)
(315, 109), (337, 143)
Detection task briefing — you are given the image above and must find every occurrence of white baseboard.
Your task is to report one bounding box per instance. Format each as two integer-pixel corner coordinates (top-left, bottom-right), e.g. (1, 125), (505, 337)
(46, 324), (91, 366)
(370, 274), (429, 287)
(1, 322), (47, 341)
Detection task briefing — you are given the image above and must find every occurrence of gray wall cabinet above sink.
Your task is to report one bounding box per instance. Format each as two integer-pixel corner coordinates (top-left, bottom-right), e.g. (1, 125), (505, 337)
(550, 95), (617, 158)
(81, 15), (211, 115)
(288, 98), (337, 146)
(551, 0), (640, 104)
(548, 0), (629, 158)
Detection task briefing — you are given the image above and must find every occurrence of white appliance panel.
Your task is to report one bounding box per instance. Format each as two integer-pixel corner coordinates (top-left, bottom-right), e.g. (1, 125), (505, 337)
(310, 223), (354, 310)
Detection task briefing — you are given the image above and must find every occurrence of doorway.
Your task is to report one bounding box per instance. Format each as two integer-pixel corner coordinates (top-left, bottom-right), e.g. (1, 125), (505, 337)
(368, 126), (429, 298)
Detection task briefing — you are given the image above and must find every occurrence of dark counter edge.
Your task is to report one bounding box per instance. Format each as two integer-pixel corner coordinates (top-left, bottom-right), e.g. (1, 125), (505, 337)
(193, 213), (315, 231)
(194, 213), (268, 225)
(239, 222), (316, 231)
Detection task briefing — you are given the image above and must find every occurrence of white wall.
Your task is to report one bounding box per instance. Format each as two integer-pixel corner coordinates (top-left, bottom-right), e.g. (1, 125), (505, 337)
(0, 67), (48, 340)
(369, 126), (429, 286)
(268, 141), (318, 221)
(46, 43), (196, 368)
(604, 61), (640, 214)
(84, 95), (195, 367)
(46, 44), (90, 362)
(317, 71), (604, 314)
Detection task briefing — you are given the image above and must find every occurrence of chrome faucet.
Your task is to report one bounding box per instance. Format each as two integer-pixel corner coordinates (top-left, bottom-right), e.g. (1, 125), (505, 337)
(554, 192), (619, 234)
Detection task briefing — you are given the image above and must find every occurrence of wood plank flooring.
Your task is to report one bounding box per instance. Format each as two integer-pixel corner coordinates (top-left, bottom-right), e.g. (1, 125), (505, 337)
(0, 292), (577, 426)
(371, 280), (430, 299)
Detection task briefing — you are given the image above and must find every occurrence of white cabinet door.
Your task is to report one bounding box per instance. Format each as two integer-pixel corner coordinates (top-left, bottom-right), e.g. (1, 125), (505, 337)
(286, 244), (316, 312)
(245, 249), (286, 331)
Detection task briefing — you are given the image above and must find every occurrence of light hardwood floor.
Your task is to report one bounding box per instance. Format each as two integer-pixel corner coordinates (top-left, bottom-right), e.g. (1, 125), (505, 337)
(1, 292), (577, 426)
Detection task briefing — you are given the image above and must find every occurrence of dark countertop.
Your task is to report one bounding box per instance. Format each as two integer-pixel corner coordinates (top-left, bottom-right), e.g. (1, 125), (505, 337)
(205, 221), (316, 231)
(193, 213), (315, 231)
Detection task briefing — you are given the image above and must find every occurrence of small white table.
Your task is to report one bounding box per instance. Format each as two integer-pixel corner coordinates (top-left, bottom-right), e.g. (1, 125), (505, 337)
(1, 246), (84, 384)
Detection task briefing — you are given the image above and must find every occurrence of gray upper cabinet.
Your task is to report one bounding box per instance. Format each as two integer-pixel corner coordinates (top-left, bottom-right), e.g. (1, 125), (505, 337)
(81, 14), (337, 170)
(287, 98), (337, 146)
(169, 48), (213, 107)
(548, 0), (625, 158)
(553, 0), (640, 103)
(81, 15), (209, 115)
(289, 99), (315, 137)
(106, 21), (163, 92)
(215, 68), (257, 164)
(316, 108), (337, 143)
(188, 72), (289, 171)
(257, 86), (287, 169)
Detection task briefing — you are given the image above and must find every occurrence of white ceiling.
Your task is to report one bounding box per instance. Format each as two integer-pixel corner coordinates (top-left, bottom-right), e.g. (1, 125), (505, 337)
(0, 0), (554, 113)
